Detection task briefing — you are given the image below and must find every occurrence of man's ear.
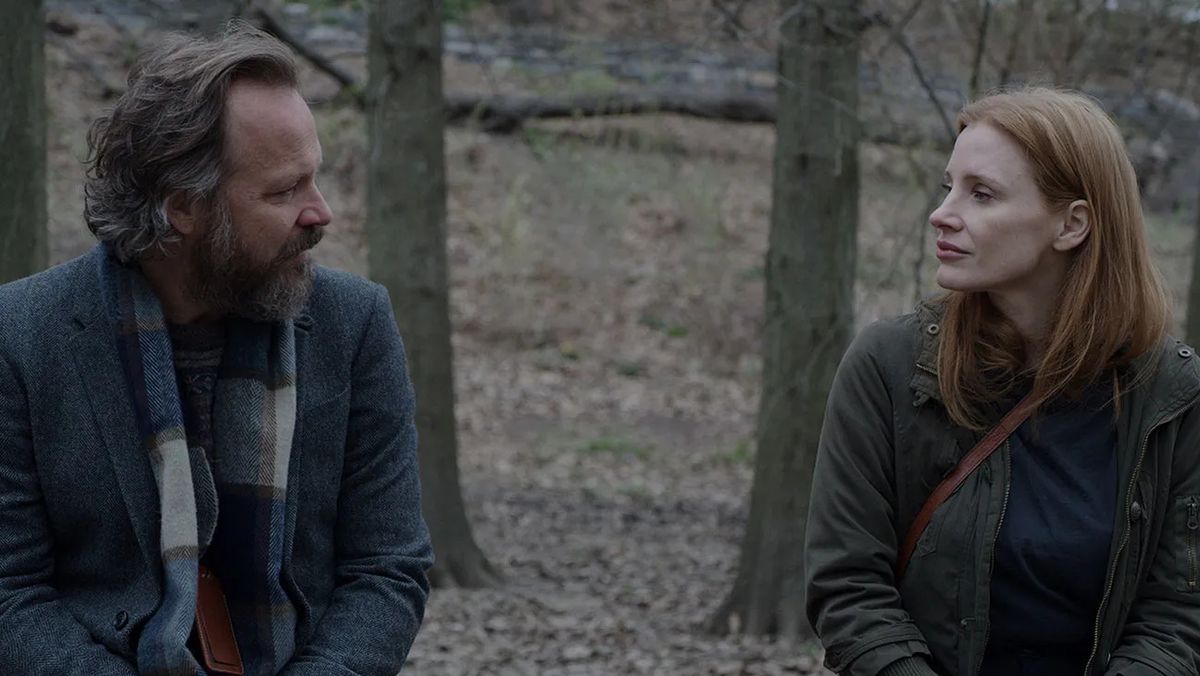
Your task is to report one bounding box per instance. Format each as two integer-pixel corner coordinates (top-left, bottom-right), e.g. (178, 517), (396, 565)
(1053, 199), (1091, 252)
(164, 191), (199, 236)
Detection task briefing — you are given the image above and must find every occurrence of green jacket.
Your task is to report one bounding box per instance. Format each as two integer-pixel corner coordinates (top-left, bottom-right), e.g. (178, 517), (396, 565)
(804, 302), (1200, 676)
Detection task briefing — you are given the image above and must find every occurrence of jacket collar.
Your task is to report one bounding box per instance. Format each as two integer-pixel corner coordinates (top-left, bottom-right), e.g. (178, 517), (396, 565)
(909, 300), (944, 405)
(68, 245), (319, 563)
(906, 295), (1200, 424)
(1121, 335), (1200, 429)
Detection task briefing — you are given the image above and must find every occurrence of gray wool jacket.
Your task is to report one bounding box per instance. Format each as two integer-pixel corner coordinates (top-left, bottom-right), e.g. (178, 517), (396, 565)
(805, 302), (1200, 676)
(0, 245), (433, 675)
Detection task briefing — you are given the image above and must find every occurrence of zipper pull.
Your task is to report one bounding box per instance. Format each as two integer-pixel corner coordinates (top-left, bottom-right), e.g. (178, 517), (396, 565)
(1188, 497), (1199, 530)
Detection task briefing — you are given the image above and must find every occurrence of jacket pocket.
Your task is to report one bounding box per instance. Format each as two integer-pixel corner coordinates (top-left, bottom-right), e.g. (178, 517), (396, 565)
(1176, 495), (1200, 593)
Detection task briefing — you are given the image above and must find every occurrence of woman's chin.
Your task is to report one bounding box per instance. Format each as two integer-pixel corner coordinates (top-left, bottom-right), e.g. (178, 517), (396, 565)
(934, 269), (978, 293)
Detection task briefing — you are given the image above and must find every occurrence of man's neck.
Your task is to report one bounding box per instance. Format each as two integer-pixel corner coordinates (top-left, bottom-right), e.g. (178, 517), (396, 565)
(140, 254), (221, 324)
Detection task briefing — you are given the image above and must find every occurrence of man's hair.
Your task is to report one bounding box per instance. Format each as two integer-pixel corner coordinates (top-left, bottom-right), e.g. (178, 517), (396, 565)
(85, 22), (298, 262)
(937, 87), (1170, 430)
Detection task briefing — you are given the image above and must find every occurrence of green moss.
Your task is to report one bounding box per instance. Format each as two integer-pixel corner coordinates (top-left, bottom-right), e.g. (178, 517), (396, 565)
(578, 436), (655, 459)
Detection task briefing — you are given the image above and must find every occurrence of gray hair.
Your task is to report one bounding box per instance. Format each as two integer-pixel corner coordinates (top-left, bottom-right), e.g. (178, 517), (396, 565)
(84, 22), (298, 262)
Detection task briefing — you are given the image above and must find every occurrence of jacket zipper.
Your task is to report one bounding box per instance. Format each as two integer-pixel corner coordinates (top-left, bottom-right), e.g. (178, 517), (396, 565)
(1188, 497), (1199, 591)
(974, 440), (1011, 676)
(1081, 412), (1174, 675)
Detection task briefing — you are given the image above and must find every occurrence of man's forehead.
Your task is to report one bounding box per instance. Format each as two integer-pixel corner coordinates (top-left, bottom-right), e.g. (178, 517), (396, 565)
(223, 81), (319, 171)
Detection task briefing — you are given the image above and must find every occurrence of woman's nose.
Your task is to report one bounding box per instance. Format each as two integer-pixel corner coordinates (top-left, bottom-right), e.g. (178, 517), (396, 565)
(929, 197), (960, 231)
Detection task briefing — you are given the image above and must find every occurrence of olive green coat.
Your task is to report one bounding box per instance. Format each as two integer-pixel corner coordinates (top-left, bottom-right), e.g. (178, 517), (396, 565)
(804, 303), (1200, 675)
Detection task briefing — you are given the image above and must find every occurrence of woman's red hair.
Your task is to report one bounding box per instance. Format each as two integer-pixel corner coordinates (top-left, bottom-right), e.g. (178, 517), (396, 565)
(937, 87), (1169, 429)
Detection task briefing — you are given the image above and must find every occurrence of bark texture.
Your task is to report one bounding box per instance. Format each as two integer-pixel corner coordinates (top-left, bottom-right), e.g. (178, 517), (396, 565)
(366, 0), (498, 588)
(709, 0), (862, 640)
(0, 0), (47, 283)
(1188, 207), (1200, 346)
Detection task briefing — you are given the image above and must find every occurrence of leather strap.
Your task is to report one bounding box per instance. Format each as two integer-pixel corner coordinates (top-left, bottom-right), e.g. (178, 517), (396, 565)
(896, 393), (1036, 579)
(195, 564), (244, 675)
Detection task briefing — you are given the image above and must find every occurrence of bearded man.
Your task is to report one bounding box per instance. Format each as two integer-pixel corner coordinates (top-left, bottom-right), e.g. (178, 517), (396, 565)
(0, 24), (432, 675)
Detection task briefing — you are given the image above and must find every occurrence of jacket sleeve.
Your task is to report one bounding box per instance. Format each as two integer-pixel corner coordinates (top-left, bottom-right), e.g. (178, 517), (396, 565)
(1106, 405), (1200, 676)
(804, 322), (934, 675)
(0, 351), (139, 675)
(281, 285), (434, 676)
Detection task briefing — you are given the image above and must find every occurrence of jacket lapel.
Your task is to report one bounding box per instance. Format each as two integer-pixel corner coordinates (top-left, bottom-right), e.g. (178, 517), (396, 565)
(69, 254), (159, 565)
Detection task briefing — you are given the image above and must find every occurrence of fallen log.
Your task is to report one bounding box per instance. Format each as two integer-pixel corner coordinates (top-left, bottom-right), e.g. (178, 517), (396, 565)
(442, 89), (936, 148)
(445, 89), (777, 133)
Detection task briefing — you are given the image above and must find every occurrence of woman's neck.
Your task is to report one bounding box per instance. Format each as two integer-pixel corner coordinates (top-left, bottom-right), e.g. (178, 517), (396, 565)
(988, 290), (1055, 369)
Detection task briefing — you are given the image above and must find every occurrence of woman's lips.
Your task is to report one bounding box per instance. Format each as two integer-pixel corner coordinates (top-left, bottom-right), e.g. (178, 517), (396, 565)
(936, 241), (969, 260)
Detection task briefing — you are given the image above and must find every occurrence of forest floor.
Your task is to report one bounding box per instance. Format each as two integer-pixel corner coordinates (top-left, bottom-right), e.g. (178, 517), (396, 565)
(40, 2), (1198, 674)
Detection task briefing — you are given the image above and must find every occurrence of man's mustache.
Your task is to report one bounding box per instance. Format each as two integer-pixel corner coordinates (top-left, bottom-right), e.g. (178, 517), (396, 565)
(276, 228), (323, 262)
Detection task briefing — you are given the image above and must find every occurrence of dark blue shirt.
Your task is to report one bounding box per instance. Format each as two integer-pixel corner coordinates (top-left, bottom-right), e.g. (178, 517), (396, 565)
(982, 384), (1118, 674)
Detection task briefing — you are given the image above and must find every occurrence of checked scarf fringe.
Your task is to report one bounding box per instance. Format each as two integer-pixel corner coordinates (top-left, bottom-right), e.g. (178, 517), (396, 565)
(100, 249), (299, 675)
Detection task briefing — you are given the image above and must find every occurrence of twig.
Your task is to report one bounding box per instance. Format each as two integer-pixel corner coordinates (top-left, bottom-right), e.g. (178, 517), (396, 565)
(874, 12), (956, 147)
(968, 0), (992, 99)
(997, 0), (1030, 86)
(251, 6), (365, 108)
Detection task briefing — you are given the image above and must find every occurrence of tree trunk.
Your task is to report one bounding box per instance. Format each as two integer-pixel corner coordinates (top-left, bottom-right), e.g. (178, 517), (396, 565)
(366, 0), (499, 588)
(708, 0), (861, 640)
(1187, 205), (1200, 346)
(0, 0), (47, 283)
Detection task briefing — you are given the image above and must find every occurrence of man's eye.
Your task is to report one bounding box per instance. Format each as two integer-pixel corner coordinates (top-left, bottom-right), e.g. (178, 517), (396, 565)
(274, 184), (298, 198)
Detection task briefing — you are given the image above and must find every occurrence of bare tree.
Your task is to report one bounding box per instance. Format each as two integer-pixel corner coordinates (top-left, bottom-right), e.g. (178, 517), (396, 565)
(0, 0), (47, 283)
(366, 0), (499, 588)
(708, 0), (862, 639)
(1188, 205), (1200, 346)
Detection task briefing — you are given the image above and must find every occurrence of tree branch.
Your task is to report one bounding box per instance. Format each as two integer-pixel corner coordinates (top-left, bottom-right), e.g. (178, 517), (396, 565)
(872, 12), (956, 147)
(250, 6), (365, 108)
(968, 0), (993, 99)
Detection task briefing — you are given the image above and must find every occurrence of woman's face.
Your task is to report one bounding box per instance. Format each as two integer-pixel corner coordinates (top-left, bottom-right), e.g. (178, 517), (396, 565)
(929, 123), (1072, 297)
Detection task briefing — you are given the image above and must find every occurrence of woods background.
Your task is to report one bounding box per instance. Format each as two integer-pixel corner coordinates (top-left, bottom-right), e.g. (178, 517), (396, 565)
(4, 0), (1200, 673)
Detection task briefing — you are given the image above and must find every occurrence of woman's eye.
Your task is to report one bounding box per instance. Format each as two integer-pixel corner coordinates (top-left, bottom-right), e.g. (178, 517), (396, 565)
(971, 189), (993, 202)
(940, 183), (951, 193)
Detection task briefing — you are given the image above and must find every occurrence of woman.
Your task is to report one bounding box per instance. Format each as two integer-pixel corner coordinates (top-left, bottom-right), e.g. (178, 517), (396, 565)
(804, 87), (1200, 676)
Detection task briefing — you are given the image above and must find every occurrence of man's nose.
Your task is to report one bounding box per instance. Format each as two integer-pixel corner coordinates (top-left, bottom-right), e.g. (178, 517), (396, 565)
(299, 186), (332, 228)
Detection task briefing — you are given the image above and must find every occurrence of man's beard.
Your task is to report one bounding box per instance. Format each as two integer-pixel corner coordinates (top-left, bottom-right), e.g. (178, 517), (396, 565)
(188, 200), (323, 322)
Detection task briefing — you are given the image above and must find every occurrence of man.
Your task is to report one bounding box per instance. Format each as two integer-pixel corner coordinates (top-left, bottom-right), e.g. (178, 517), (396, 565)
(0, 24), (433, 675)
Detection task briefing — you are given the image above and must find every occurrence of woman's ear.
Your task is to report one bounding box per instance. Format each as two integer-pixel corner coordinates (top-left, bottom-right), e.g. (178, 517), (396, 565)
(1053, 199), (1091, 252)
(163, 191), (198, 236)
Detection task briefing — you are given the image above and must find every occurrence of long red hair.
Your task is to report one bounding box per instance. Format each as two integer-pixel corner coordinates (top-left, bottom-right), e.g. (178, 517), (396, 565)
(937, 88), (1169, 429)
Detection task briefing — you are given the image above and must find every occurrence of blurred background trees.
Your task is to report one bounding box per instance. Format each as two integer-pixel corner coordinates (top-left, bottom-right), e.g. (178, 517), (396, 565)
(0, 0), (47, 283)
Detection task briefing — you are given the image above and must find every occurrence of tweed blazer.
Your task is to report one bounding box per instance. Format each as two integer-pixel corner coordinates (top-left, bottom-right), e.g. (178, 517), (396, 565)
(0, 246), (433, 675)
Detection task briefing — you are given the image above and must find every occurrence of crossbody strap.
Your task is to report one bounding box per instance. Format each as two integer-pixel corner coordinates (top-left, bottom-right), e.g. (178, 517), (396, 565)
(895, 392), (1037, 579)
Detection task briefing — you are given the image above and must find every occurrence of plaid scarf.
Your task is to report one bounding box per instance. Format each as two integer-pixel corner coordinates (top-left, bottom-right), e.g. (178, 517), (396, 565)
(101, 250), (298, 675)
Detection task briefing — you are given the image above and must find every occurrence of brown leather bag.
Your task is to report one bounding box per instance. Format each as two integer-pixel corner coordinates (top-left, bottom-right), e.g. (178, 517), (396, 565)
(194, 564), (244, 675)
(895, 393), (1036, 579)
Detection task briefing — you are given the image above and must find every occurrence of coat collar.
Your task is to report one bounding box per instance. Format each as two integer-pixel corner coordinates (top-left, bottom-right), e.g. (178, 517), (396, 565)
(67, 246), (321, 563)
(905, 295), (1200, 425)
(908, 300), (944, 405)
